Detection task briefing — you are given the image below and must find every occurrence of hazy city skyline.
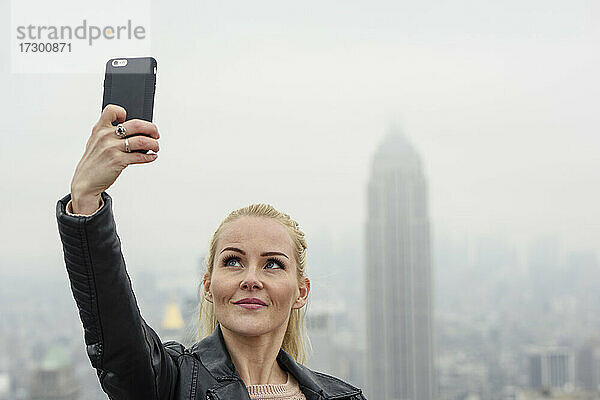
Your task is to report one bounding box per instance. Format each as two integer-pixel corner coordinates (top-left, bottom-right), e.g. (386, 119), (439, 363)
(1, 0), (599, 283)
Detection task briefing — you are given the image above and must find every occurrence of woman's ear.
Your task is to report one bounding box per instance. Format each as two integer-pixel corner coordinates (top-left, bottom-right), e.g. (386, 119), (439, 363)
(203, 273), (213, 303)
(292, 277), (310, 309)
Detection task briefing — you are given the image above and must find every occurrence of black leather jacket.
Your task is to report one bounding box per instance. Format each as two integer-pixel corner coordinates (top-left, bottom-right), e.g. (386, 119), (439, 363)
(56, 192), (367, 400)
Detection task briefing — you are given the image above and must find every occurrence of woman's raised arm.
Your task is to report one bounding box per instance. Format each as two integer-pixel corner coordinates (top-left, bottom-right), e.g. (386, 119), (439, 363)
(56, 106), (176, 399)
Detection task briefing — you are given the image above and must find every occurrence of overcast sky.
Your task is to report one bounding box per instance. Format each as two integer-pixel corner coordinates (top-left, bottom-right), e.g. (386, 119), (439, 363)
(1, 0), (598, 282)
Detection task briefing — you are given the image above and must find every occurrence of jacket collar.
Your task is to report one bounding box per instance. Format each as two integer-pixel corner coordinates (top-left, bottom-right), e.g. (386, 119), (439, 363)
(192, 324), (362, 399)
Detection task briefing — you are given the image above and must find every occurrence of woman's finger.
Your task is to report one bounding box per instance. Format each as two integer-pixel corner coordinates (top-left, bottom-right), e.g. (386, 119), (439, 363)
(119, 119), (160, 140)
(123, 151), (159, 166)
(98, 104), (126, 127)
(117, 135), (160, 153)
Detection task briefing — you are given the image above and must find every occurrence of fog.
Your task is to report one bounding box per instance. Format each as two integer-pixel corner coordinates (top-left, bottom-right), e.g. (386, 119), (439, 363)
(1, 1), (599, 399)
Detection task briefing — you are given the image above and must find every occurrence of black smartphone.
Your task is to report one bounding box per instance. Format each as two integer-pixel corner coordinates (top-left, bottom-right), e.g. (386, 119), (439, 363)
(102, 57), (157, 154)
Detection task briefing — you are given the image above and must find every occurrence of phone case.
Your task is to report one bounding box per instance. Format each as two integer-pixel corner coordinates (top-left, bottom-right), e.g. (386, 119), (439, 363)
(102, 57), (157, 153)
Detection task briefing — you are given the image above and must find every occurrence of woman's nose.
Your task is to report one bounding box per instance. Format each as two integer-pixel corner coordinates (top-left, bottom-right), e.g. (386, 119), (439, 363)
(240, 266), (263, 290)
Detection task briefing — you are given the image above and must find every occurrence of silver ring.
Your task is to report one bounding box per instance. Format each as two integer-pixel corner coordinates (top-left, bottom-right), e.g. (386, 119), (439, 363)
(124, 137), (131, 153)
(115, 123), (127, 138)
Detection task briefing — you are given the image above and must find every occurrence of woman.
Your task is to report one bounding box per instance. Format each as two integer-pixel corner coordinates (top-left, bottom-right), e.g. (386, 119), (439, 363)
(56, 105), (367, 400)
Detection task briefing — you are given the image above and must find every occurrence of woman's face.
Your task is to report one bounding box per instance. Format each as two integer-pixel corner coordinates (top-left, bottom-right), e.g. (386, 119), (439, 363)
(204, 216), (310, 338)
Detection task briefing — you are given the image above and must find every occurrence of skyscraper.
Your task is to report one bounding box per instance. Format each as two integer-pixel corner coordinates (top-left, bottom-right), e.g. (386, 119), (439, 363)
(527, 346), (575, 391)
(365, 129), (434, 400)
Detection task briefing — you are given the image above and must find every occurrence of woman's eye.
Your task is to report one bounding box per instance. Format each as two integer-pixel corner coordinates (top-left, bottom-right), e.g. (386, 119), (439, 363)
(265, 260), (283, 269)
(225, 258), (241, 267)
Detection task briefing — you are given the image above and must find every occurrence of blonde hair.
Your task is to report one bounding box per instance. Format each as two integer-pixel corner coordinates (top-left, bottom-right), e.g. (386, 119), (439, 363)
(197, 203), (311, 364)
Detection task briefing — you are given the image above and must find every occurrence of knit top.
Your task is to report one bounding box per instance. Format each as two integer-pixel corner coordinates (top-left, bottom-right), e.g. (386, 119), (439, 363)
(246, 372), (307, 400)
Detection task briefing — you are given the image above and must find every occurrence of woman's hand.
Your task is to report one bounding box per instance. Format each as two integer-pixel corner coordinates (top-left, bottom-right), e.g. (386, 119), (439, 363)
(70, 104), (160, 214)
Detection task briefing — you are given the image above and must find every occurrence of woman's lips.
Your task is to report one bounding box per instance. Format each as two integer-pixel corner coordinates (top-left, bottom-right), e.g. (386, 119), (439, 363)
(236, 303), (266, 310)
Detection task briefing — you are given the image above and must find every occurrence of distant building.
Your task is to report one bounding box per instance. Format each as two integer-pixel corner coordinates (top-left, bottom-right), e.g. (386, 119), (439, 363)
(161, 296), (185, 343)
(27, 346), (80, 400)
(527, 346), (575, 391)
(306, 311), (335, 373)
(0, 371), (9, 400)
(305, 306), (365, 389)
(437, 353), (489, 400)
(365, 128), (434, 400)
(576, 337), (600, 391)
